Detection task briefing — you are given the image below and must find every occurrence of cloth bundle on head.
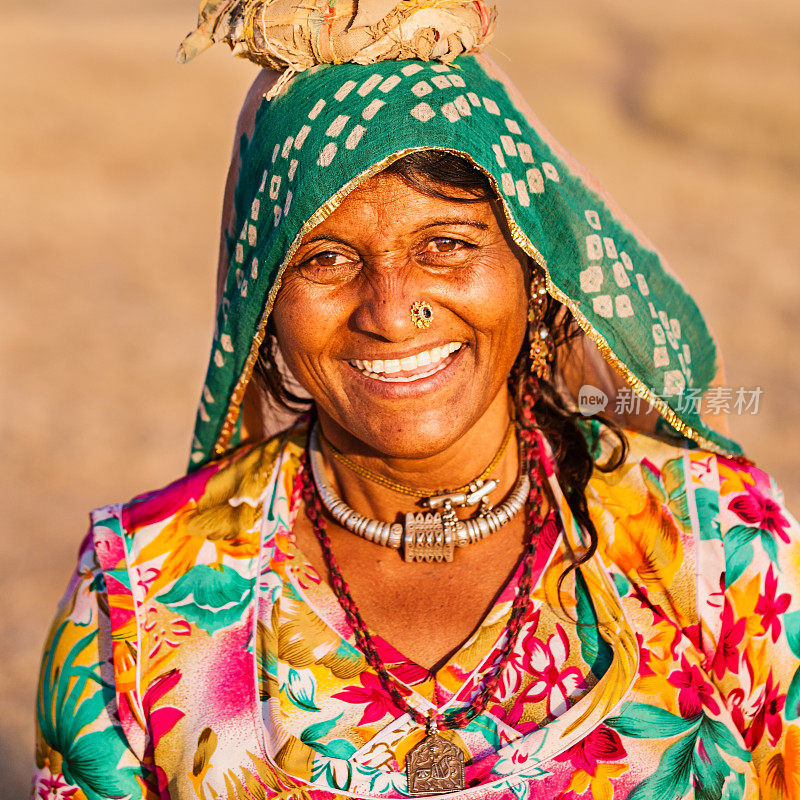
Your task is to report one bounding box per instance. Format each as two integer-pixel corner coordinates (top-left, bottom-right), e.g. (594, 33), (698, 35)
(178, 0), (496, 72)
(182, 2), (744, 471)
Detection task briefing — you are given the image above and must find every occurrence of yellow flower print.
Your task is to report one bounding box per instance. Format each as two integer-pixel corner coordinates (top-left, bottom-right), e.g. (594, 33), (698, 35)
(588, 464), (683, 590)
(567, 763), (628, 799)
(278, 592), (365, 679)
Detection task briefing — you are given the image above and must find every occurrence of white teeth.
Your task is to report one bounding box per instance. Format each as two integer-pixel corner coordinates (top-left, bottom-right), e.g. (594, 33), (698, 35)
(350, 342), (462, 380)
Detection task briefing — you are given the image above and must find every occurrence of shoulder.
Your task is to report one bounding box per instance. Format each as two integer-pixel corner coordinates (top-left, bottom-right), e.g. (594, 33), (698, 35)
(584, 425), (794, 588)
(34, 531), (156, 794)
(586, 424), (779, 522)
(87, 421), (307, 660)
(117, 424), (306, 539)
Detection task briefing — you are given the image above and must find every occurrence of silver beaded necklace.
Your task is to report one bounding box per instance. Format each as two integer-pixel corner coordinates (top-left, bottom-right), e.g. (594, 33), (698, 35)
(308, 424), (530, 563)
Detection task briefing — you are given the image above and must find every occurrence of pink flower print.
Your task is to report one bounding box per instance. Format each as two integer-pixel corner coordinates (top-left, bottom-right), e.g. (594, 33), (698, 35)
(667, 654), (721, 718)
(141, 669), (185, 752)
(332, 671), (409, 726)
(496, 611), (542, 703)
(744, 670), (786, 749)
(143, 607), (192, 659)
(755, 566), (791, 643)
(123, 462), (214, 530)
(35, 771), (79, 800)
(372, 636), (430, 686)
(136, 567), (161, 596)
(691, 455), (715, 479)
(709, 599), (746, 678)
(554, 725), (627, 773)
(729, 483), (790, 542)
(518, 626), (585, 718)
(289, 559), (322, 591)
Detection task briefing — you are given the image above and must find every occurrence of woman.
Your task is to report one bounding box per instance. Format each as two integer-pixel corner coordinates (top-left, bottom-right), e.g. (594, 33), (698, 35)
(33, 3), (799, 798)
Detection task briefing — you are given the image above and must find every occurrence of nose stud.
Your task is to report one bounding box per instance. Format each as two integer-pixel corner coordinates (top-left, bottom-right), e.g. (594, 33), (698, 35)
(410, 300), (434, 329)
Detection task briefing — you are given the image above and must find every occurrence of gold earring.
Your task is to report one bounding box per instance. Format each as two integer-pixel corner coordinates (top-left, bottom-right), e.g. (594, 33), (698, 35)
(528, 271), (553, 378)
(410, 300), (434, 329)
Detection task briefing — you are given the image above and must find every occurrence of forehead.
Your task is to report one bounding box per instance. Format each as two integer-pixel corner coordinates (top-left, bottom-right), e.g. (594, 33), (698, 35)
(299, 170), (500, 240)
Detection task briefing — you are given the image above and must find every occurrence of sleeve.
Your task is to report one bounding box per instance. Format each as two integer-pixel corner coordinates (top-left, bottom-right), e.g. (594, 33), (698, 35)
(706, 455), (800, 796)
(32, 532), (155, 800)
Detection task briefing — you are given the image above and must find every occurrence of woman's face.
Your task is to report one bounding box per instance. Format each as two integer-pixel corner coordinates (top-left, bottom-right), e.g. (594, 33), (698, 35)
(271, 168), (528, 458)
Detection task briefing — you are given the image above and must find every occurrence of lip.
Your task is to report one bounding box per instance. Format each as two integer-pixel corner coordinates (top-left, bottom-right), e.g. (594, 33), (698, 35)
(345, 341), (463, 367)
(349, 341), (462, 379)
(344, 344), (468, 399)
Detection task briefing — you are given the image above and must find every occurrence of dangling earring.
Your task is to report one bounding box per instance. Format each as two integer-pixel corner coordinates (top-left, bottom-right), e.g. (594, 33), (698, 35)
(528, 269), (554, 379)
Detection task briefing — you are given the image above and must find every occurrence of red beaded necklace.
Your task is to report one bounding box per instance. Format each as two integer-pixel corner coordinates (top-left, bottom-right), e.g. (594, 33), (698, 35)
(298, 424), (547, 793)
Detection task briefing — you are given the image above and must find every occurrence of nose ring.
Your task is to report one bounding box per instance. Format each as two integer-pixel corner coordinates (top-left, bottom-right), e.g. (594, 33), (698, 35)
(410, 300), (434, 329)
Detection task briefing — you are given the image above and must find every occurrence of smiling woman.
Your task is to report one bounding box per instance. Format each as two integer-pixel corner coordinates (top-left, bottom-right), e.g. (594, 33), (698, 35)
(31, 2), (800, 799)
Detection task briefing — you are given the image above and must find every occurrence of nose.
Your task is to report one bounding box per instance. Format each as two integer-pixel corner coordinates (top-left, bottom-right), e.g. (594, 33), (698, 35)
(350, 266), (421, 342)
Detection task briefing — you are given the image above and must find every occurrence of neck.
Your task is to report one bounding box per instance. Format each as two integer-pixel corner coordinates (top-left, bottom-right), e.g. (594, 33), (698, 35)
(315, 389), (519, 522)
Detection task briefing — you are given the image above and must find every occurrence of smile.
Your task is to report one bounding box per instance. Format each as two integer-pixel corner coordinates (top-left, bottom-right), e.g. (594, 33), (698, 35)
(349, 342), (463, 383)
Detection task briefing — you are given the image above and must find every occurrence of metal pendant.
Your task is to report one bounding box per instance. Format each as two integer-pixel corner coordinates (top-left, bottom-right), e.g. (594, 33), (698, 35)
(403, 512), (454, 562)
(406, 732), (465, 795)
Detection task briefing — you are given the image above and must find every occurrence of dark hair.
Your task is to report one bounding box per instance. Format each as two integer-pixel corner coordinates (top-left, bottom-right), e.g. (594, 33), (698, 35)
(253, 150), (628, 582)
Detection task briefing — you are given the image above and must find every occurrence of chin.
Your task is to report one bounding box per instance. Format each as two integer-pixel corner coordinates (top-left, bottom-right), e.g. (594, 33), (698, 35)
(335, 399), (484, 460)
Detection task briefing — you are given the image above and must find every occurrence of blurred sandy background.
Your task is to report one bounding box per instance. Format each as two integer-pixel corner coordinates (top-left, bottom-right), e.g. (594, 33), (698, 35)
(2, 0), (798, 792)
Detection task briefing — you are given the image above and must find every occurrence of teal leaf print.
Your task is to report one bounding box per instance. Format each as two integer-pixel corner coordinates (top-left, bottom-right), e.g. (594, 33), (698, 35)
(723, 525), (759, 588)
(626, 715), (749, 800)
(640, 457), (692, 531)
(38, 621), (144, 800)
(662, 457), (692, 531)
(699, 717), (750, 763)
(721, 772), (746, 800)
(510, 781), (532, 800)
(466, 713), (502, 750)
(300, 712), (357, 758)
(159, 564), (253, 634)
(575, 571), (613, 679)
(606, 702), (700, 739)
(301, 714), (342, 745)
(286, 667), (320, 712)
(312, 754), (353, 790)
(611, 572), (630, 597)
(316, 738), (357, 759)
(759, 529), (779, 564)
(785, 668), (800, 721)
(784, 611), (800, 720)
(695, 488), (720, 541)
(628, 727), (696, 800)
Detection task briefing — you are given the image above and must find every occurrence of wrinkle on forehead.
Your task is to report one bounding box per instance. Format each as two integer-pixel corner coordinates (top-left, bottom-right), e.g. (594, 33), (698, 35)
(295, 171), (502, 256)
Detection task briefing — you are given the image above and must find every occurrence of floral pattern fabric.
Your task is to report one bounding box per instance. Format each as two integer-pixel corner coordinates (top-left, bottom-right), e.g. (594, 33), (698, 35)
(33, 423), (800, 799)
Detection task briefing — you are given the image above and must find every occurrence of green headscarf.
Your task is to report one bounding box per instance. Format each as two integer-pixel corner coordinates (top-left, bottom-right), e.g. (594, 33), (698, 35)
(189, 54), (742, 470)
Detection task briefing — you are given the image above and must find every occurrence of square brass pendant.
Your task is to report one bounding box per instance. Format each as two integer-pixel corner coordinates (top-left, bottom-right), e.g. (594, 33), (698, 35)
(406, 733), (465, 795)
(403, 513), (455, 563)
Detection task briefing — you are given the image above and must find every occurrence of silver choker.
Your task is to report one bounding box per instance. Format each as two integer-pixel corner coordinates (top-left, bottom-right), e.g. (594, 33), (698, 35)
(307, 425), (530, 563)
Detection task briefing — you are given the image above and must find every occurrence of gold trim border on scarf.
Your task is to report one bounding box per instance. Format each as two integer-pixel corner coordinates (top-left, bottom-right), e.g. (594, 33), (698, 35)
(214, 148), (737, 459)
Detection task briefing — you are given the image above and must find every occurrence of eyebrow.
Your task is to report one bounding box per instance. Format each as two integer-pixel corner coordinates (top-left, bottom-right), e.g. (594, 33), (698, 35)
(418, 219), (490, 231)
(300, 219), (490, 247)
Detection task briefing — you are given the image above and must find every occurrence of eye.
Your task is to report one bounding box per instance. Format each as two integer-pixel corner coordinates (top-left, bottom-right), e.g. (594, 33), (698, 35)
(417, 236), (477, 266)
(428, 237), (464, 253)
(293, 249), (361, 284)
(307, 251), (351, 268)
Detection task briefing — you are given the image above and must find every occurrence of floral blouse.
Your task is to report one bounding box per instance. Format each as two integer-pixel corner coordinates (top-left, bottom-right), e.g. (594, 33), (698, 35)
(33, 422), (800, 799)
